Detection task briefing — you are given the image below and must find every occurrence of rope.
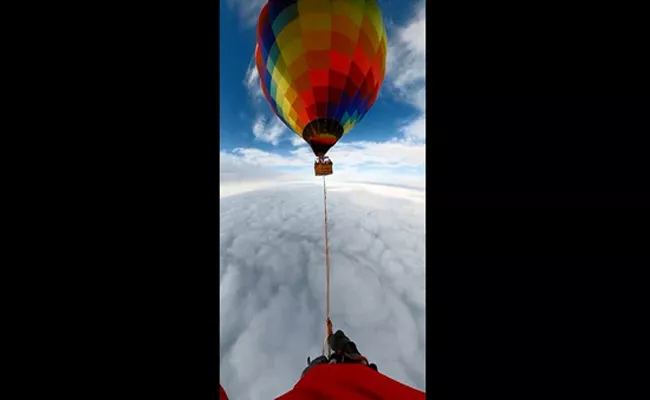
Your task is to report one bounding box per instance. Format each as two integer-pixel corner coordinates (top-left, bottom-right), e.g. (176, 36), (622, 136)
(317, 180), (370, 365)
(322, 176), (333, 357)
(318, 175), (369, 366)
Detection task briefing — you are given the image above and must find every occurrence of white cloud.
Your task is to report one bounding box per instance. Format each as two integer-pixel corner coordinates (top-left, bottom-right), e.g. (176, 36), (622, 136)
(252, 115), (288, 145)
(223, 139), (424, 171)
(290, 134), (306, 147)
(220, 150), (294, 181)
(220, 183), (425, 400)
(386, 2), (426, 113)
(400, 115), (426, 142)
(220, 133), (425, 194)
(330, 140), (424, 167)
(226, 0), (266, 27)
(244, 55), (264, 101)
(219, 148), (307, 198)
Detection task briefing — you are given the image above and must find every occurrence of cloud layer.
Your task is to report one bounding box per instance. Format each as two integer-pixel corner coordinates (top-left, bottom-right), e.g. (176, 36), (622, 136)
(220, 183), (425, 400)
(220, 140), (425, 196)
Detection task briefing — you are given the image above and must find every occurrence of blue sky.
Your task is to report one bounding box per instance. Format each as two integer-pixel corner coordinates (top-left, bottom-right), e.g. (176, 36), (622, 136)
(220, 0), (425, 193)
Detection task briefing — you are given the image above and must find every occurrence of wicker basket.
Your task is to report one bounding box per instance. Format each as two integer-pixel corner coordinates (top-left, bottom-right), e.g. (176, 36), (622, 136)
(314, 161), (333, 176)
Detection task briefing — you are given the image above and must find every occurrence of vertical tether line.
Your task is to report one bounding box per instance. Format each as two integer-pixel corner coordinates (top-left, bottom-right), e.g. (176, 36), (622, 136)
(322, 175), (333, 358)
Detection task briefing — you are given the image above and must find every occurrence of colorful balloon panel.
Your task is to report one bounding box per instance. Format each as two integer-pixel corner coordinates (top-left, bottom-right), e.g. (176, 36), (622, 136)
(255, 0), (387, 156)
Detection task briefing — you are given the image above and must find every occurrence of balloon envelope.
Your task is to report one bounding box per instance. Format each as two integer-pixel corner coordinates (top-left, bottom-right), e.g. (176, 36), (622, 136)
(255, 0), (387, 157)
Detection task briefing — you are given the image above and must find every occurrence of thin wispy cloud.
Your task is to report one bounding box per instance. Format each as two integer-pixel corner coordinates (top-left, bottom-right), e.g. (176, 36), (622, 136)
(400, 116), (426, 142)
(252, 115), (288, 145)
(386, 2), (426, 112)
(385, 1), (426, 145)
(244, 55), (264, 101)
(226, 0), (266, 27)
(290, 134), (306, 147)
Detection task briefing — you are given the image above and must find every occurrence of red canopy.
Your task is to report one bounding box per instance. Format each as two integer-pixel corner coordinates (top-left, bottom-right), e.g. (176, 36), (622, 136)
(220, 363), (425, 399)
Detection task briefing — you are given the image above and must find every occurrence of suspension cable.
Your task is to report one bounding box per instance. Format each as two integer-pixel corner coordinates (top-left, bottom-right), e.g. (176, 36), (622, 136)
(322, 175), (333, 357)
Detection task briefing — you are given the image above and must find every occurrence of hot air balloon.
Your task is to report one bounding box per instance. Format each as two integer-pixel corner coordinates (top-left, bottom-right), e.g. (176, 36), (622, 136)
(255, 0), (387, 176)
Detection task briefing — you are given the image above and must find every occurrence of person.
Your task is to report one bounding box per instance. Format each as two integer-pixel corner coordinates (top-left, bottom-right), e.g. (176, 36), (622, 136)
(219, 330), (425, 399)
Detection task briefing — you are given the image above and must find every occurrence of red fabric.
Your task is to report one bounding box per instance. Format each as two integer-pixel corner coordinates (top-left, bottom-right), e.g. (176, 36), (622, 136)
(276, 364), (425, 399)
(219, 384), (228, 400)
(220, 364), (425, 399)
